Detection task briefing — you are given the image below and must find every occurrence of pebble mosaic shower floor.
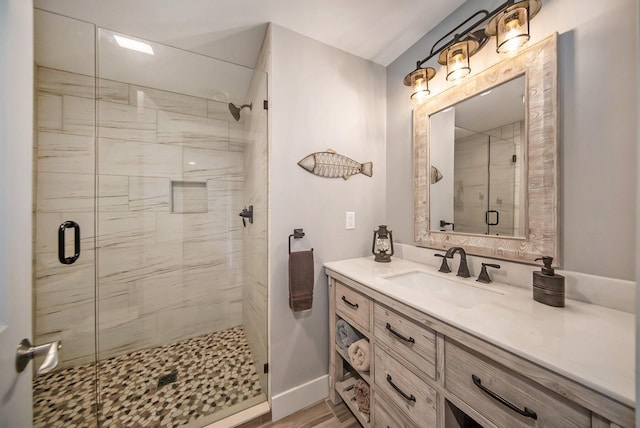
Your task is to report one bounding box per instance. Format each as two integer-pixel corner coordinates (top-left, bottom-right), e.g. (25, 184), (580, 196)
(33, 326), (264, 427)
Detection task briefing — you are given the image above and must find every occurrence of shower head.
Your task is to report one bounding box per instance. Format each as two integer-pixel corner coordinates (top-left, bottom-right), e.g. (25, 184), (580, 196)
(228, 102), (252, 121)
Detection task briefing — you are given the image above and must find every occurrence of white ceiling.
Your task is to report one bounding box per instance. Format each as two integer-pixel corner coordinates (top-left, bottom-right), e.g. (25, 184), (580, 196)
(34, 0), (466, 68)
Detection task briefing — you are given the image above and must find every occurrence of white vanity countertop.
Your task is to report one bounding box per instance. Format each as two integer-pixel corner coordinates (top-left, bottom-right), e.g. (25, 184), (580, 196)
(324, 257), (635, 407)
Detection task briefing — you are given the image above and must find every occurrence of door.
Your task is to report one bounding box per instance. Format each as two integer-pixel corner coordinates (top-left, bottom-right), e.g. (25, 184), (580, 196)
(0, 0), (34, 425)
(487, 135), (517, 236)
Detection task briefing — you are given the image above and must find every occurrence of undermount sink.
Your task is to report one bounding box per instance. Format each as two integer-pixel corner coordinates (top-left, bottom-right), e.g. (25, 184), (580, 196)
(384, 271), (503, 308)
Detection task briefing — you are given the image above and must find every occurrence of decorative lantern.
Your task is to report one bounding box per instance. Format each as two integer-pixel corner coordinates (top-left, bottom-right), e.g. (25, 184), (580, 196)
(372, 225), (394, 263)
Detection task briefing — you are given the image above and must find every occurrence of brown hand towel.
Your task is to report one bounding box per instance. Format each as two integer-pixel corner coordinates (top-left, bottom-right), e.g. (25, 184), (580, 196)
(289, 250), (314, 312)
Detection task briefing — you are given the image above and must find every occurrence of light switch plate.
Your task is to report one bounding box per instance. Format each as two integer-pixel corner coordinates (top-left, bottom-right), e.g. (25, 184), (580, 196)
(346, 211), (355, 230)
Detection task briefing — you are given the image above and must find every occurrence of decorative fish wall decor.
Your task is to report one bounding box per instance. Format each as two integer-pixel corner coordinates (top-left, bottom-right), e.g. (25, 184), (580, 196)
(298, 149), (373, 180)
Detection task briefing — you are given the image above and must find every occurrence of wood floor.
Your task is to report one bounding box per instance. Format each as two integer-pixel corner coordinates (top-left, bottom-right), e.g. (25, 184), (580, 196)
(237, 399), (360, 428)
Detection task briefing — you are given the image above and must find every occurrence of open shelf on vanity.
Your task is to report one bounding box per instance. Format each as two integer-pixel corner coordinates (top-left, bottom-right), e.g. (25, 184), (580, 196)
(335, 328), (371, 385)
(335, 375), (370, 428)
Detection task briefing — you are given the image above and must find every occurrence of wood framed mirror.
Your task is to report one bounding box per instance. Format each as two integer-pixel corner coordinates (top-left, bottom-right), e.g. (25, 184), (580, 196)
(413, 34), (558, 264)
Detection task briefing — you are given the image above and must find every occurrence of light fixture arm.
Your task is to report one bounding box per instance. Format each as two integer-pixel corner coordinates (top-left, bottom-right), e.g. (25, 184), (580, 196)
(414, 0), (519, 69)
(426, 9), (489, 59)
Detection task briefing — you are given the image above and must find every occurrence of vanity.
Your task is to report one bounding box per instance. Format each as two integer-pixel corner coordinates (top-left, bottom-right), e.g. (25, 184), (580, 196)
(326, 257), (634, 428)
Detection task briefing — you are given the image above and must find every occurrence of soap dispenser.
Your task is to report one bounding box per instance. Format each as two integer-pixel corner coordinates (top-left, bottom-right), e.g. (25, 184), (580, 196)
(532, 256), (565, 307)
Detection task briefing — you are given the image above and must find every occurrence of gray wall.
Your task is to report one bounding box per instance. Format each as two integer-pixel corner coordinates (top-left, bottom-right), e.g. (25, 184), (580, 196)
(386, 0), (638, 280)
(268, 22), (386, 398)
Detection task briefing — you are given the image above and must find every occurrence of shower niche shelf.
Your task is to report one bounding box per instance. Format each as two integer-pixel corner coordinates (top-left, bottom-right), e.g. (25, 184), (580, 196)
(171, 180), (208, 214)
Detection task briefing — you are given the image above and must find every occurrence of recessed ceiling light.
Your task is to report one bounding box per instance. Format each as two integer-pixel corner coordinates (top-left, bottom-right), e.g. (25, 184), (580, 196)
(114, 35), (154, 55)
(480, 90), (492, 96)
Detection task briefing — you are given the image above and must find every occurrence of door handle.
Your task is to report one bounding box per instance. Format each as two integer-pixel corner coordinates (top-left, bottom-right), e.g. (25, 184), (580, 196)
(58, 221), (80, 264)
(16, 338), (62, 375)
(485, 210), (499, 226)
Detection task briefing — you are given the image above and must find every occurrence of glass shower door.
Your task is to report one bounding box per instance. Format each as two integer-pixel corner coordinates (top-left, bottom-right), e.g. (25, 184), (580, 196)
(453, 124), (523, 236)
(32, 10), (98, 427)
(487, 135), (517, 236)
(95, 28), (268, 427)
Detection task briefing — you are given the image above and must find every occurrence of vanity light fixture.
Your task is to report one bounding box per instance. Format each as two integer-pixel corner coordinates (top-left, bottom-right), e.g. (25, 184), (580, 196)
(403, 0), (541, 101)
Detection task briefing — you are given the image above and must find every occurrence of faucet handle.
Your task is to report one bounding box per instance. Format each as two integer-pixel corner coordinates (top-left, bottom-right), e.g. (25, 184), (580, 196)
(476, 263), (501, 284)
(434, 254), (451, 273)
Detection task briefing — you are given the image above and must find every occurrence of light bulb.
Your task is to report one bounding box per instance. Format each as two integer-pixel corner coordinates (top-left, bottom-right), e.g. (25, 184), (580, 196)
(446, 43), (471, 82)
(410, 71), (430, 104)
(404, 68), (434, 105)
(497, 8), (530, 54)
(411, 89), (429, 106)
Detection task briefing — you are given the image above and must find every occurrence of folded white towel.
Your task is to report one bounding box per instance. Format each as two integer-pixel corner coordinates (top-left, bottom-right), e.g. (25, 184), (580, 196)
(348, 339), (370, 372)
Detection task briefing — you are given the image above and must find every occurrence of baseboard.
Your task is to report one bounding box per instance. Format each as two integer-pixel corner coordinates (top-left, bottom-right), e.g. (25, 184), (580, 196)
(202, 396), (270, 428)
(270, 375), (329, 421)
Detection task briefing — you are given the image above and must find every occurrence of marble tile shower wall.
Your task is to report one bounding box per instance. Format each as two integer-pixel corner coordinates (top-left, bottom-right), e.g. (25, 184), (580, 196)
(35, 66), (246, 368)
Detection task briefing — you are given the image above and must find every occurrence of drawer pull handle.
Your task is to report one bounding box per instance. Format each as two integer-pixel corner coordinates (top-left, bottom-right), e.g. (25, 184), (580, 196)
(385, 323), (415, 343)
(341, 296), (359, 309)
(472, 374), (537, 420)
(386, 374), (416, 402)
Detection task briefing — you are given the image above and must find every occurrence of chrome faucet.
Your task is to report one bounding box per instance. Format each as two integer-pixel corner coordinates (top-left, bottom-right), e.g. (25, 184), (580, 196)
(444, 247), (470, 278)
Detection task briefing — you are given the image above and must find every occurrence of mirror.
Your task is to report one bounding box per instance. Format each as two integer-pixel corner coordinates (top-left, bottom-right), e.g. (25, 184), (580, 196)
(413, 34), (558, 264)
(429, 75), (526, 237)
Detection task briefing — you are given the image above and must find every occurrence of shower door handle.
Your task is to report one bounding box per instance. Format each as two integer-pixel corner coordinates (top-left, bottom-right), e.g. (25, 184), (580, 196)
(58, 221), (80, 264)
(485, 210), (499, 226)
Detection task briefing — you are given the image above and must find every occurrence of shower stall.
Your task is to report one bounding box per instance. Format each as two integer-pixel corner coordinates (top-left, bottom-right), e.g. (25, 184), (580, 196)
(32, 10), (268, 427)
(452, 123), (525, 236)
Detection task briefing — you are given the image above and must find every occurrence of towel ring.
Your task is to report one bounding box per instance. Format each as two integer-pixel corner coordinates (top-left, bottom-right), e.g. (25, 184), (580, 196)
(289, 228), (313, 254)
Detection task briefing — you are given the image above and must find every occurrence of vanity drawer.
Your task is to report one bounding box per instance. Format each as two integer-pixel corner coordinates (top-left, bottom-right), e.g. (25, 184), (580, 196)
(374, 303), (436, 380)
(373, 394), (419, 428)
(336, 281), (371, 333)
(374, 346), (437, 427)
(445, 340), (590, 428)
